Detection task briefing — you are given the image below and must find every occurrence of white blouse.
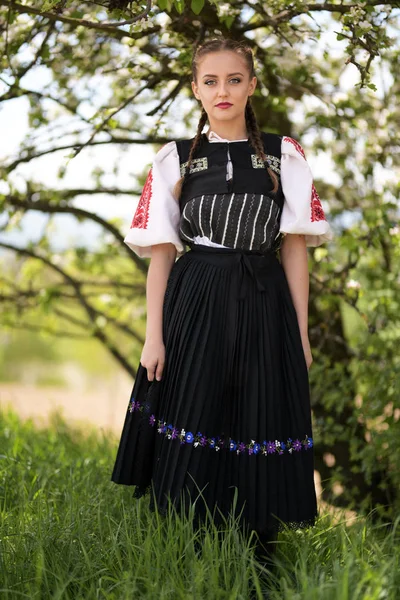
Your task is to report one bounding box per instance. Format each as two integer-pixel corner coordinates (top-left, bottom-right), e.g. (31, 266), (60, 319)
(124, 129), (333, 258)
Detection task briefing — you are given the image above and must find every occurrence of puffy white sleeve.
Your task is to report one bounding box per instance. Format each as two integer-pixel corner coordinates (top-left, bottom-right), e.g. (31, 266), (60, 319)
(124, 140), (185, 258)
(280, 136), (334, 247)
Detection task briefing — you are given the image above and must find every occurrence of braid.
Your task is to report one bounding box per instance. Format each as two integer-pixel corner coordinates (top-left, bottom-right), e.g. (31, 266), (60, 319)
(245, 100), (279, 194)
(173, 108), (208, 202)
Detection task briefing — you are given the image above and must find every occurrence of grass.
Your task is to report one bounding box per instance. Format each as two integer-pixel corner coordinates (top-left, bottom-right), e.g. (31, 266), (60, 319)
(0, 407), (399, 599)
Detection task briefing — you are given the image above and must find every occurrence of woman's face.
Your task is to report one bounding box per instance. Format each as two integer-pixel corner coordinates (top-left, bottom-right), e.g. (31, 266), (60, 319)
(191, 51), (257, 126)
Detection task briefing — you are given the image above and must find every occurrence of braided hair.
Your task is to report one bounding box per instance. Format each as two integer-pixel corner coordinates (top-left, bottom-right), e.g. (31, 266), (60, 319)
(173, 38), (279, 201)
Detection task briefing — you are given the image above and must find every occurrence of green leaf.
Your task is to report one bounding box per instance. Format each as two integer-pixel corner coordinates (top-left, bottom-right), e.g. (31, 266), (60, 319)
(42, 0), (62, 10)
(174, 0), (184, 14)
(224, 15), (235, 29)
(7, 10), (16, 24)
(191, 0), (205, 15)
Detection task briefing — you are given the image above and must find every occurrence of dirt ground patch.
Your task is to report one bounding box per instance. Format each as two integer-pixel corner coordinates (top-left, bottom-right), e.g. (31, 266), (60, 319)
(0, 379), (132, 437)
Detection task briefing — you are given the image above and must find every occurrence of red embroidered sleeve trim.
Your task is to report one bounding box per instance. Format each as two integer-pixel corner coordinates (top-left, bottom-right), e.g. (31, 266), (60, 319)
(283, 136), (306, 160)
(131, 167), (153, 230)
(311, 184), (327, 222)
(284, 136), (327, 224)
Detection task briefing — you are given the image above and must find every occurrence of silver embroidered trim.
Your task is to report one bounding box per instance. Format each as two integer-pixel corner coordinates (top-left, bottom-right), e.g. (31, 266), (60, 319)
(180, 157), (208, 177)
(251, 154), (281, 175)
(251, 154), (264, 169)
(266, 155), (281, 175)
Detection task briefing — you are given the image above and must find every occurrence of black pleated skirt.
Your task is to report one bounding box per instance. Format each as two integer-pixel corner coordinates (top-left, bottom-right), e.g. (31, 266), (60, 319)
(111, 244), (319, 534)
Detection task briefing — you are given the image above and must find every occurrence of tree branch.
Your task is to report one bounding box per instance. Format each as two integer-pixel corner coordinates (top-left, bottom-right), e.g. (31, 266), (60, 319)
(37, 186), (141, 199)
(3, 135), (172, 173)
(146, 79), (185, 117)
(0, 285), (144, 300)
(4, 194), (148, 275)
(73, 74), (162, 158)
(48, 0), (153, 27)
(55, 306), (145, 346)
(1, 320), (90, 339)
(14, 22), (55, 80)
(0, 84), (87, 122)
(0, 285), (146, 346)
(0, 241), (137, 376)
(239, 1), (400, 32)
(62, 279), (146, 291)
(93, 0), (152, 27)
(1, 0), (160, 41)
(0, 275), (145, 292)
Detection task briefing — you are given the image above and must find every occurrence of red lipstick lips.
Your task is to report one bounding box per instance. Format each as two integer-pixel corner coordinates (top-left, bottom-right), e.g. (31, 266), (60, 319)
(216, 102), (232, 108)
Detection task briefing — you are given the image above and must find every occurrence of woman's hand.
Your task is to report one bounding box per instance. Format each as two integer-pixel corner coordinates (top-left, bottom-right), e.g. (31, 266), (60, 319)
(141, 338), (166, 382)
(300, 332), (313, 371)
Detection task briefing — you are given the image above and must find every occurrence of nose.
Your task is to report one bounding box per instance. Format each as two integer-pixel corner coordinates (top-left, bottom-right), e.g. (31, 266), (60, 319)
(216, 82), (229, 98)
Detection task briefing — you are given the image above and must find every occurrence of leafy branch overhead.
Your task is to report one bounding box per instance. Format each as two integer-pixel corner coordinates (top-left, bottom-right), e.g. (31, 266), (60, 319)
(2, 1), (398, 85)
(0, 0), (399, 518)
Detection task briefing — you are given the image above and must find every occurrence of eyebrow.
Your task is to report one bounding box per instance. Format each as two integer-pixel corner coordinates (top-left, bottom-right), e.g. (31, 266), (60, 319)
(202, 72), (244, 78)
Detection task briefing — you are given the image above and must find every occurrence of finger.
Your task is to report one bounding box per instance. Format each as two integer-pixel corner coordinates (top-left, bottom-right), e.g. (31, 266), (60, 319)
(156, 360), (164, 381)
(147, 366), (155, 382)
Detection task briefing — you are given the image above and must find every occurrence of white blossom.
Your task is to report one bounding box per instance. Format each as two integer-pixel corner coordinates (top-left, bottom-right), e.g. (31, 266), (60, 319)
(52, 254), (63, 265)
(131, 16), (153, 32)
(346, 279), (361, 290)
(218, 3), (231, 17)
(95, 316), (107, 328)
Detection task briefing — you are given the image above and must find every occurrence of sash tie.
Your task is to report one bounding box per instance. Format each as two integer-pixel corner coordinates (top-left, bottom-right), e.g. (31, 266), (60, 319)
(187, 243), (276, 300)
(236, 252), (267, 300)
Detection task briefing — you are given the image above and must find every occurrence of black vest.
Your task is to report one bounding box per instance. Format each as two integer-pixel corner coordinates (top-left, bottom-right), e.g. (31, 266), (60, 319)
(175, 132), (284, 213)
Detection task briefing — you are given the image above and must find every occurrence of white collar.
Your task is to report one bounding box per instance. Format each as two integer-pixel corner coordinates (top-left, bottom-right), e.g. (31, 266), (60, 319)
(207, 129), (248, 143)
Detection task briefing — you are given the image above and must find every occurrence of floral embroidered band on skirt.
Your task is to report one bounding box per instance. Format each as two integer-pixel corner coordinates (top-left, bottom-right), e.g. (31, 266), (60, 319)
(128, 397), (313, 456)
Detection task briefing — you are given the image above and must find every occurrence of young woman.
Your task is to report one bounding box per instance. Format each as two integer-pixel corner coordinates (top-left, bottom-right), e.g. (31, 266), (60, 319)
(111, 38), (333, 561)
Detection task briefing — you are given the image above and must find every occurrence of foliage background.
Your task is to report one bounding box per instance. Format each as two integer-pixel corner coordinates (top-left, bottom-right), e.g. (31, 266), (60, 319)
(0, 0), (399, 519)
